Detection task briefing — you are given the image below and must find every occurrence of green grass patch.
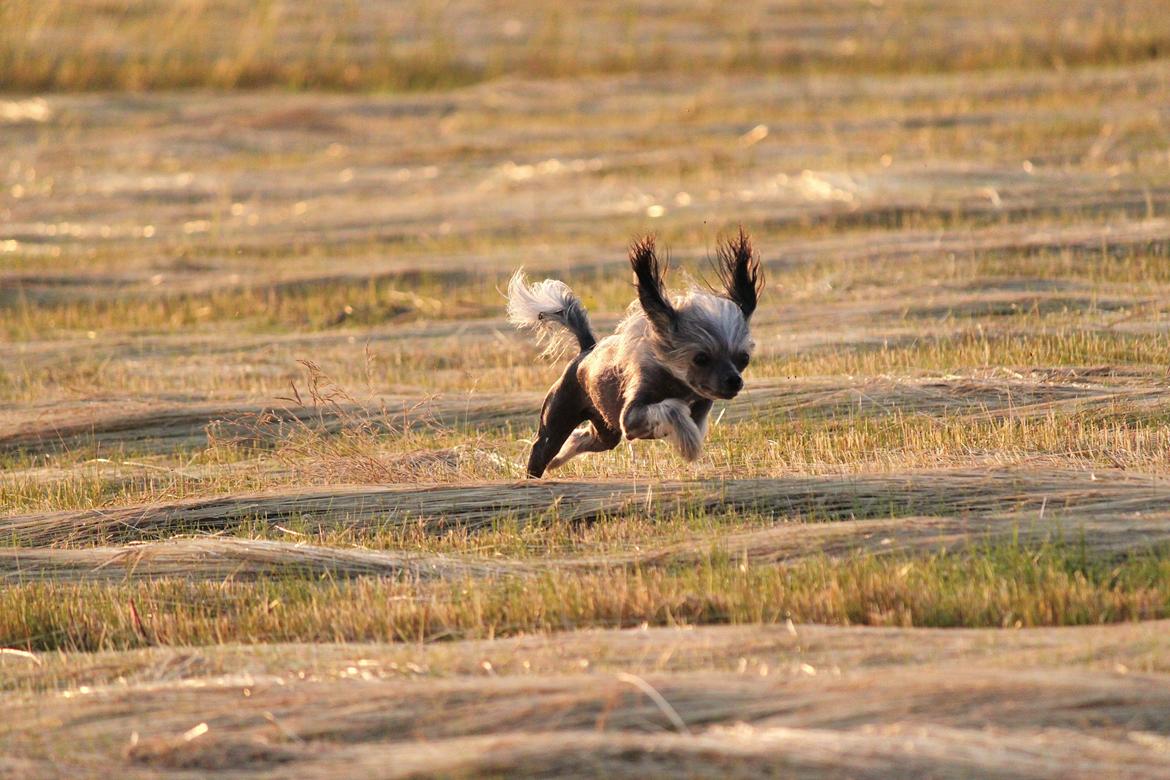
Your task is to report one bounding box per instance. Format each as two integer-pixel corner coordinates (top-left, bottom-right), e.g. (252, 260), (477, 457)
(4, 541), (1169, 653)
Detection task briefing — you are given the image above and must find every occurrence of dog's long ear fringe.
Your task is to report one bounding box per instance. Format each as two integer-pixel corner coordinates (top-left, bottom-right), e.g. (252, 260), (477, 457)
(629, 234), (677, 333)
(714, 226), (764, 320)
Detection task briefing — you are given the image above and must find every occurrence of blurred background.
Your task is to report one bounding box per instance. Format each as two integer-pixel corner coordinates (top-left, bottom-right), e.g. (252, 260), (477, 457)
(3, 0), (1169, 459)
(5, 1), (1169, 91)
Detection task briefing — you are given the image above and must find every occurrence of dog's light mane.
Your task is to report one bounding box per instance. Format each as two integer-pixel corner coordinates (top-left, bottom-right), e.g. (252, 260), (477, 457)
(618, 288), (752, 350)
(615, 287), (754, 387)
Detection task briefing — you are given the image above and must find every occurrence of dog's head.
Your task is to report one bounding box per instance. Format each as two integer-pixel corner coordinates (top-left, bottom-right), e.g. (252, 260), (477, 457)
(629, 229), (764, 400)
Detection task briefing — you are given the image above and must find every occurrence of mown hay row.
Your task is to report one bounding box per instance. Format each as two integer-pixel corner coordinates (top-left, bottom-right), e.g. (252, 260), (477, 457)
(214, 726), (1170, 780)
(0, 480), (674, 546)
(10, 720), (1170, 779)
(8, 620), (1170, 694)
(4, 469), (1168, 548)
(0, 538), (523, 583)
(775, 214), (1170, 268)
(621, 510), (1170, 568)
(0, 394), (540, 458)
(5, 665), (1170, 778)
(3, 376), (1161, 459)
(6, 511), (1168, 584)
(0, 517), (986, 583)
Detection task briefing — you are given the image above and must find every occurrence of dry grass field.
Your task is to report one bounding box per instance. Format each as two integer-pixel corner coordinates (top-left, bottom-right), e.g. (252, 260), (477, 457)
(4, 1), (1170, 776)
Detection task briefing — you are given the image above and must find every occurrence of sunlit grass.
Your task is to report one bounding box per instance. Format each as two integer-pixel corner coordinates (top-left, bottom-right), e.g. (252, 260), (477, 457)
(5, 237), (1168, 345)
(8, 396), (1170, 519)
(5, 540), (1169, 652)
(2, 0), (1168, 92)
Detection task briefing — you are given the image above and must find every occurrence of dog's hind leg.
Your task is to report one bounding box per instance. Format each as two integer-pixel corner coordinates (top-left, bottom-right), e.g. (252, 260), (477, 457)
(526, 369), (590, 478)
(546, 420), (621, 472)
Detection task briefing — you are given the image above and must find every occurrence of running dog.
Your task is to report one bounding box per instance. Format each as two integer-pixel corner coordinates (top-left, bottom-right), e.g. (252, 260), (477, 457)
(507, 228), (764, 477)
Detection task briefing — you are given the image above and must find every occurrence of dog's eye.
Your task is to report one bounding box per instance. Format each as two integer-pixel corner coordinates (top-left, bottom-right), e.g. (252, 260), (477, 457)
(734, 352), (750, 369)
(692, 352), (711, 367)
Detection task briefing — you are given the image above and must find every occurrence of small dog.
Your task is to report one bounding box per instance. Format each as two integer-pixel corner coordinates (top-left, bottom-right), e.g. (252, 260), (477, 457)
(507, 228), (764, 478)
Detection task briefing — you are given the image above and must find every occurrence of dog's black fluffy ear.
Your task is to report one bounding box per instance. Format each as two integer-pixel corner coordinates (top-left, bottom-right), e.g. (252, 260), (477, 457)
(715, 226), (764, 320)
(629, 235), (677, 334)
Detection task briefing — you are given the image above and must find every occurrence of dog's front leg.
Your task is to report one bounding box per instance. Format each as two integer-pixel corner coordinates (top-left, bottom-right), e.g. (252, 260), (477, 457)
(621, 398), (703, 461)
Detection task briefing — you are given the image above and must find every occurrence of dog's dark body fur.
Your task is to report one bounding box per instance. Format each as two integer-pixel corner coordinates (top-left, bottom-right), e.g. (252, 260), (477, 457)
(508, 229), (763, 478)
(526, 350), (713, 478)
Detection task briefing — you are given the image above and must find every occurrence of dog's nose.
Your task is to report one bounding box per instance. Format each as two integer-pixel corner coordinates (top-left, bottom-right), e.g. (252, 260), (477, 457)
(725, 375), (743, 394)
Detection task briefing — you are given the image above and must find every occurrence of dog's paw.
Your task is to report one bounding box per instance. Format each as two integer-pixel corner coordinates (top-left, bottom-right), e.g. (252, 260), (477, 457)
(648, 399), (703, 460)
(622, 399), (704, 461)
(672, 418), (704, 461)
(643, 398), (684, 439)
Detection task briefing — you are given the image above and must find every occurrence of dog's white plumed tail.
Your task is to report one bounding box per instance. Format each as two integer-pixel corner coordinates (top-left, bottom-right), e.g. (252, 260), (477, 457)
(507, 269), (597, 360)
